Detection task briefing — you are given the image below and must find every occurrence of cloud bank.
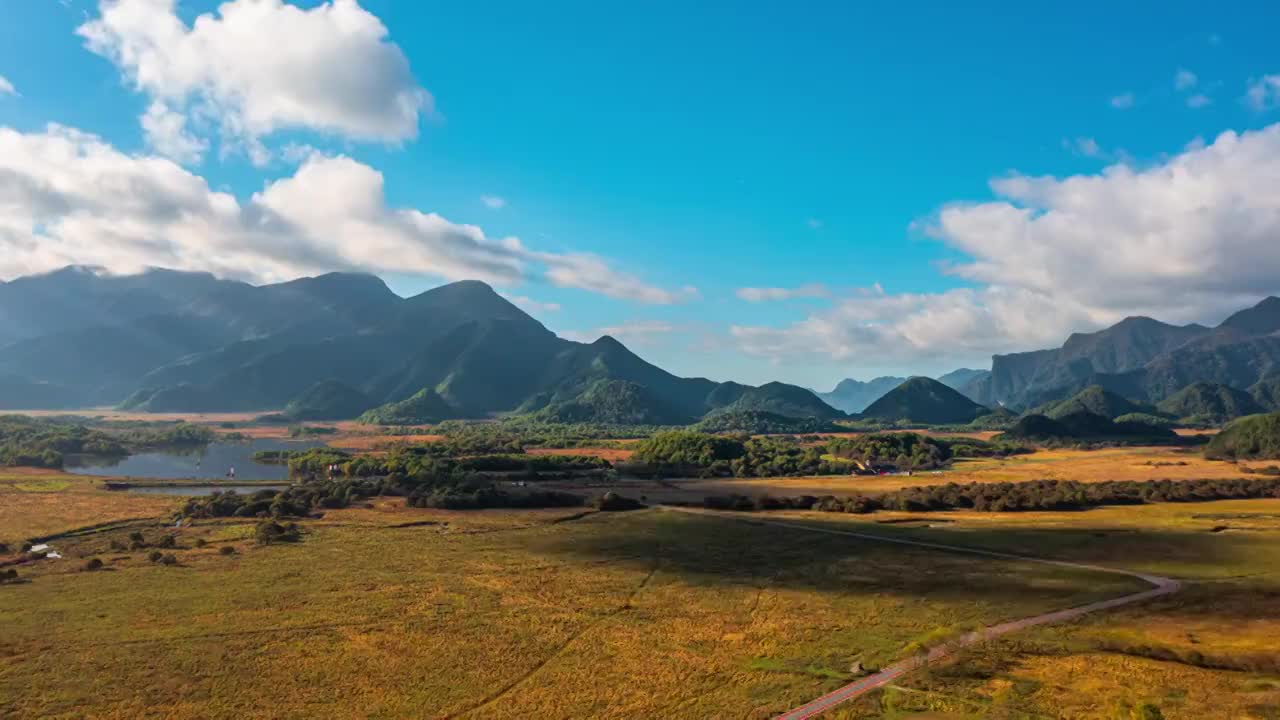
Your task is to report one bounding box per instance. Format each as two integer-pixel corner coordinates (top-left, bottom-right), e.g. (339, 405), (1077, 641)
(735, 123), (1280, 365)
(0, 124), (691, 304)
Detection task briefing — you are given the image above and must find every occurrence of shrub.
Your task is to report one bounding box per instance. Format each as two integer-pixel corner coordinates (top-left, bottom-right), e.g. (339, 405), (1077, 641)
(254, 521), (302, 545)
(0, 568), (18, 583)
(593, 492), (645, 512)
(157, 534), (176, 549)
(83, 558), (104, 571)
(193, 538), (207, 548)
(219, 545), (236, 556)
(159, 554), (177, 565)
(147, 550), (163, 562)
(0, 543), (8, 554)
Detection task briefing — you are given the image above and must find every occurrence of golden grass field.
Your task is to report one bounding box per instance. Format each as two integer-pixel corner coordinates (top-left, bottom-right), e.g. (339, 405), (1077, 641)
(0, 469), (172, 542)
(2, 491), (1151, 719)
(4, 439), (1280, 719)
(769, 500), (1280, 719)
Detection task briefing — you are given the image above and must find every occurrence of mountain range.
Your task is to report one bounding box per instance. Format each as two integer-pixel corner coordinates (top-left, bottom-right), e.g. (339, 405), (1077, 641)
(962, 298), (1280, 412)
(0, 266), (843, 424)
(3, 266), (1279, 426)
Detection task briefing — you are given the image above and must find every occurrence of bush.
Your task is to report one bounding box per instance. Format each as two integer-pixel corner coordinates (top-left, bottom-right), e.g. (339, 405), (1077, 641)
(593, 492), (645, 512)
(0, 568), (19, 584)
(147, 550), (163, 562)
(219, 545), (236, 556)
(159, 554), (178, 565)
(157, 534), (176, 549)
(254, 521), (302, 545)
(83, 557), (104, 571)
(194, 538), (207, 548)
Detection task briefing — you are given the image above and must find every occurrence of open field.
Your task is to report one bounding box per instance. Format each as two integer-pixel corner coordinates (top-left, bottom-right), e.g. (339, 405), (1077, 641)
(1, 501), (1154, 719)
(0, 469), (172, 542)
(762, 499), (1280, 718)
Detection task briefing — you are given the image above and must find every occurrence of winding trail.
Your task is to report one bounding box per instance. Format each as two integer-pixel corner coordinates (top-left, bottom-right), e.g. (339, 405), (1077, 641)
(664, 508), (1181, 720)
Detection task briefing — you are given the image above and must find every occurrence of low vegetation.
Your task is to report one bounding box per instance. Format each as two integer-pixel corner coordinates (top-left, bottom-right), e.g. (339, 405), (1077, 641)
(703, 476), (1280, 514)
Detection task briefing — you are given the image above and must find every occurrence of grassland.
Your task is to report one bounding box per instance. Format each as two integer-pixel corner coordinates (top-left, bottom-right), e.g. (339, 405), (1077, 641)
(1, 500), (1155, 719)
(0, 469), (171, 542)
(765, 500), (1280, 718)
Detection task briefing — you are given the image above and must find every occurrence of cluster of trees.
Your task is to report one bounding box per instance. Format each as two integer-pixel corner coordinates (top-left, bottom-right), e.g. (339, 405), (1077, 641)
(702, 476), (1280, 515)
(1205, 412), (1280, 460)
(434, 419), (660, 448)
(0, 416), (214, 468)
(692, 411), (842, 435)
(281, 446), (610, 479)
(630, 431), (1030, 478)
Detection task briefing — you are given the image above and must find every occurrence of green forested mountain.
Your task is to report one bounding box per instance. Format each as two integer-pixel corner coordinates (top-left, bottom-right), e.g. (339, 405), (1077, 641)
(1029, 385), (1151, 420)
(1155, 382), (1265, 424)
(0, 267), (840, 425)
(858, 377), (990, 424)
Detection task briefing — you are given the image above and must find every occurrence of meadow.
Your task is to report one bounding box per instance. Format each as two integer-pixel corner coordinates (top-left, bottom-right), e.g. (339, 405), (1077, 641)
(5, 424), (1279, 719)
(2, 499), (1149, 719)
(769, 500), (1280, 718)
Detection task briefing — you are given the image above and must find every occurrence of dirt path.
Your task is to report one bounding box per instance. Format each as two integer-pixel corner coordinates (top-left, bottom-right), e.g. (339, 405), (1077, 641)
(664, 508), (1181, 720)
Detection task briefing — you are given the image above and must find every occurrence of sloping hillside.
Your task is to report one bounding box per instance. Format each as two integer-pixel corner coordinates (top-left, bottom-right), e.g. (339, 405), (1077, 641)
(1030, 385), (1150, 420)
(859, 377), (990, 424)
(1156, 382), (1265, 424)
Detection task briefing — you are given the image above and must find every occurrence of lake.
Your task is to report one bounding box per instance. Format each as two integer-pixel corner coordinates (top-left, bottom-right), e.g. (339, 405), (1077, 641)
(64, 439), (325, 482)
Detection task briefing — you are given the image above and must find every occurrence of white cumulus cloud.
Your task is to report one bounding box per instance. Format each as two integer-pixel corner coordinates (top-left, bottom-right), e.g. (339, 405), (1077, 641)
(481, 195), (507, 209)
(734, 123), (1280, 366)
(1175, 68), (1198, 91)
(0, 75), (16, 96)
(140, 101), (207, 164)
(0, 124), (690, 305)
(1110, 93), (1135, 109)
(78, 0), (430, 161)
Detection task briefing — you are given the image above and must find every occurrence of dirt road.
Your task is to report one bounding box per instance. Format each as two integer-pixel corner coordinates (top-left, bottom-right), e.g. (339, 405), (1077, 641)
(665, 508), (1181, 719)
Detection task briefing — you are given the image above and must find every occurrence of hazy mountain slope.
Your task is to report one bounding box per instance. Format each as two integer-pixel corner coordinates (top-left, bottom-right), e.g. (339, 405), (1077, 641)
(980, 297), (1280, 410)
(816, 376), (905, 413)
(937, 368), (989, 391)
(859, 377), (990, 424)
(284, 380), (375, 421)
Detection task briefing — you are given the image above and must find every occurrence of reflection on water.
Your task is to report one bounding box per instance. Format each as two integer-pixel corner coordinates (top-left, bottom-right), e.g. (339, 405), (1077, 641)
(65, 439), (324, 482)
(126, 484), (289, 496)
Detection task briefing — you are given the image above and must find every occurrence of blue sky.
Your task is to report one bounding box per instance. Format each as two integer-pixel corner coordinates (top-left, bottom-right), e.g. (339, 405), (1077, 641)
(2, 1), (1280, 389)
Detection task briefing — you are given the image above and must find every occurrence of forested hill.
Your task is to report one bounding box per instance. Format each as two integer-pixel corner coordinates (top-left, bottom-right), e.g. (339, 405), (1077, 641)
(0, 266), (840, 424)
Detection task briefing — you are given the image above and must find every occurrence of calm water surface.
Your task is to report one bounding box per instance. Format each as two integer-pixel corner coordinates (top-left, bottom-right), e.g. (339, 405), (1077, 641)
(64, 439), (324, 482)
